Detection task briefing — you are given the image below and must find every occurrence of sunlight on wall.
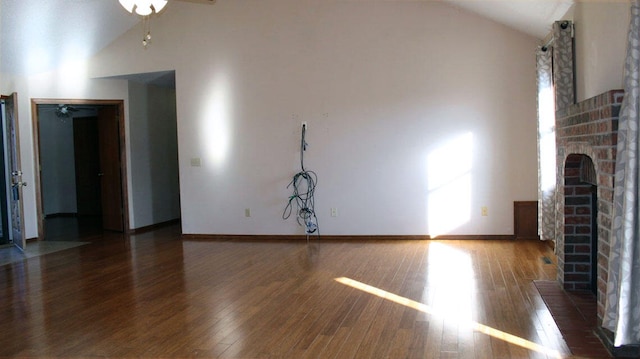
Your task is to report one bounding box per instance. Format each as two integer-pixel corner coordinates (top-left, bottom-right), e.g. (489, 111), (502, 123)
(200, 74), (232, 167)
(335, 276), (562, 358)
(427, 132), (473, 237)
(538, 86), (556, 191)
(427, 242), (475, 322)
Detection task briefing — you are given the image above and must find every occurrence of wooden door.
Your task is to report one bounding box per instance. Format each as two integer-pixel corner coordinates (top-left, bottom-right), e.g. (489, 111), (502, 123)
(1, 93), (26, 249)
(73, 117), (102, 216)
(97, 107), (124, 231)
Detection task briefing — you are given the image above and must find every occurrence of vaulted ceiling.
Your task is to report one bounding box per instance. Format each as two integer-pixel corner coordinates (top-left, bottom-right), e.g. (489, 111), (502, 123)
(0, 0), (573, 76)
(445, 0), (572, 39)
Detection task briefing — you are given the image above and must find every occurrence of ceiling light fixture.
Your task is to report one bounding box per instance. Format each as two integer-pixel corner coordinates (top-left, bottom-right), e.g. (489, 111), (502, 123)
(118, 0), (168, 48)
(119, 0), (167, 16)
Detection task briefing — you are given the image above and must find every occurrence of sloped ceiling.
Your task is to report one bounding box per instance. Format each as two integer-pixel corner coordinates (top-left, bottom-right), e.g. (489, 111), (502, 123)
(0, 0), (573, 76)
(444, 0), (573, 39)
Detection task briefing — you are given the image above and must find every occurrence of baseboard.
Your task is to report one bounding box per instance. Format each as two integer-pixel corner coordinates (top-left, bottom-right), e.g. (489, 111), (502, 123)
(130, 218), (181, 234)
(181, 234), (516, 241)
(595, 326), (640, 358)
(182, 234), (307, 242)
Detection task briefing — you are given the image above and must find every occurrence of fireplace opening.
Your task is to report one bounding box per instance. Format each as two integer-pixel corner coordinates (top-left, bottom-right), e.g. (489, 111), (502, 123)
(563, 154), (598, 293)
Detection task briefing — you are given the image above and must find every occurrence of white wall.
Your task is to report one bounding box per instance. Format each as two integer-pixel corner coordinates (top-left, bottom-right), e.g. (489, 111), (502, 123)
(88, 0), (540, 236)
(565, 1), (630, 102)
(128, 81), (180, 229)
(38, 109), (77, 215)
(2, 1), (633, 239)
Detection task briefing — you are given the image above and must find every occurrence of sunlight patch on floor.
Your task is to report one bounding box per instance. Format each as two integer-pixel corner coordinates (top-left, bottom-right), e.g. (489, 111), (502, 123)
(427, 242), (475, 322)
(335, 276), (563, 358)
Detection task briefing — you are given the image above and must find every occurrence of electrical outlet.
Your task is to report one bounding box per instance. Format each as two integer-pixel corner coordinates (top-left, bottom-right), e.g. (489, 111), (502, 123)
(481, 206), (488, 216)
(331, 208), (338, 217)
(245, 208), (251, 217)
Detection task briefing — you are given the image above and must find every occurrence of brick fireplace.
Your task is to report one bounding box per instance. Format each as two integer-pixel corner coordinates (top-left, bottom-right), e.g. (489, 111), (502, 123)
(555, 89), (623, 323)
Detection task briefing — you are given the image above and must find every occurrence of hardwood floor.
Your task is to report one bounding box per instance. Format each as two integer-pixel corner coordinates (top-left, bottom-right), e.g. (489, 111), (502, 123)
(0, 226), (578, 358)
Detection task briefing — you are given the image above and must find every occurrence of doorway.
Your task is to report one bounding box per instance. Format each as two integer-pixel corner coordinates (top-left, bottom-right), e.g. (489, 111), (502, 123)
(31, 100), (129, 240)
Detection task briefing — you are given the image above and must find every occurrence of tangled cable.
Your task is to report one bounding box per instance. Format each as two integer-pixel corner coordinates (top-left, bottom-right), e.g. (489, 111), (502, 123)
(283, 124), (319, 237)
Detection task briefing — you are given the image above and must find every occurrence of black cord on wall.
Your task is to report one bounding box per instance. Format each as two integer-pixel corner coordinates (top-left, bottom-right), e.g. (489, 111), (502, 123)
(283, 124), (319, 239)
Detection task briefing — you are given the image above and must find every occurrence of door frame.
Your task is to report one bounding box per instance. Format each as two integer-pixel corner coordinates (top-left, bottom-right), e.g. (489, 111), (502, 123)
(30, 99), (129, 239)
